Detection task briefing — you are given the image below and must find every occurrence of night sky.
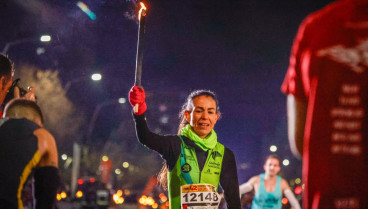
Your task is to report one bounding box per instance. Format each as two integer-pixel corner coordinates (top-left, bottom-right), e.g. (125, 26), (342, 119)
(1, 0), (335, 183)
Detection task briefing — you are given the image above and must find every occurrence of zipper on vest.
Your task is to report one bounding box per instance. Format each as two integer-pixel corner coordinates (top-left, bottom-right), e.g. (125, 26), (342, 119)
(198, 150), (210, 183)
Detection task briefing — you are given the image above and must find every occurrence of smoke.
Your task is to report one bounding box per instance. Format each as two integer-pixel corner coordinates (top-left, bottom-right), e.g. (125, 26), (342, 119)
(124, 0), (139, 22)
(16, 64), (85, 145)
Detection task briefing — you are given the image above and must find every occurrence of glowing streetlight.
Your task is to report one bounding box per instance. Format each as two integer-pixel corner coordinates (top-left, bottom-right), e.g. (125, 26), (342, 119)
(295, 178), (301, 184)
(122, 162), (129, 168)
(115, 169), (121, 175)
(40, 35), (51, 42)
(64, 73), (102, 93)
(270, 145), (277, 152)
(91, 73), (102, 81)
(102, 156), (109, 162)
(2, 35), (52, 54)
(118, 98), (126, 104)
(61, 154), (68, 160)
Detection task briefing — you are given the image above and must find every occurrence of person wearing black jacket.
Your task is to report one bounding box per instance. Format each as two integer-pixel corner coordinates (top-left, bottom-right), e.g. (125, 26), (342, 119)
(129, 86), (241, 209)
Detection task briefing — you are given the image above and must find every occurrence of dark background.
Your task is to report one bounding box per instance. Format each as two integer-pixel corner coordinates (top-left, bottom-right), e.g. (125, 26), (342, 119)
(0, 0), (335, 183)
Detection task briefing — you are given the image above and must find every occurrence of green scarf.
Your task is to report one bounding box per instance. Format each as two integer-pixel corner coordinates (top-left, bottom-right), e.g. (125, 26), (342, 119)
(180, 124), (218, 151)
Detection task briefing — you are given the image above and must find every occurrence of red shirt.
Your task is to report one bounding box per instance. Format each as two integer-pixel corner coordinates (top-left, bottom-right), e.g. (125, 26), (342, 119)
(282, 1), (368, 208)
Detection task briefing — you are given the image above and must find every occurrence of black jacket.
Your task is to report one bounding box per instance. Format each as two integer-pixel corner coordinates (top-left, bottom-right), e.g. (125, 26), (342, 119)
(133, 113), (241, 209)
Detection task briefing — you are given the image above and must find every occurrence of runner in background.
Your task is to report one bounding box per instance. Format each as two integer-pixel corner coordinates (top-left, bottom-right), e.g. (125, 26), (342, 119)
(239, 155), (300, 209)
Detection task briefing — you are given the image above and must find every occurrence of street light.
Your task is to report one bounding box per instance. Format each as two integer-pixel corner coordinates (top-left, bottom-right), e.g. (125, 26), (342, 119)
(2, 34), (52, 54)
(71, 98), (126, 196)
(40, 35), (51, 42)
(270, 145), (277, 152)
(86, 98), (126, 144)
(91, 73), (102, 81)
(64, 73), (102, 93)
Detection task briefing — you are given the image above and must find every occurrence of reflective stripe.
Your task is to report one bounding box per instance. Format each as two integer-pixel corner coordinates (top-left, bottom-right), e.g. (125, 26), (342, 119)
(17, 150), (41, 209)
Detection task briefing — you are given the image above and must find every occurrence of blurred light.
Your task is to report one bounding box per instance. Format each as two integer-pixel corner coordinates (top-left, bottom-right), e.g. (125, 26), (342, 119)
(64, 157), (72, 169)
(282, 159), (290, 166)
(160, 196), (167, 203)
(113, 194), (119, 201)
(113, 190), (125, 204)
(57, 193), (61, 201)
(282, 197), (288, 205)
(102, 156), (109, 162)
(61, 154), (68, 161)
(147, 197), (155, 205)
(295, 178), (301, 184)
(76, 190), (83, 198)
(153, 203), (158, 208)
(154, 128), (161, 134)
(160, 116), (169, 124)
(117, 190), (123, 196)
(90, 177), (95, 183)
(115, 168), (121, 175)
(139, 195), (147, 205)
(270, 145), (277, 152)
(60, 191), (67, 199)
(40, 35), (51, 42)
(124, 189), (131, 195)
(159, 104), (167, 112)
(139, 196), (155, 206)
(91, 73), (102, 81)
(78, 179), (84, 185)
(77, 1), (96, 20)
(165, 202), (169, 206)
(240, 163), (249, 170)
(122, 162), (129, 168)
(36, 47), (45, 55)
(294, 186), (302, 195)
(113, 196), (124, 204)
(118, 98), (126, 104)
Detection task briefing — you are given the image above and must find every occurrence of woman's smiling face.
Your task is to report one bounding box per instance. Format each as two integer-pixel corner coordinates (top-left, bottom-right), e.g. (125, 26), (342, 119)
(184, 95), (220, 139)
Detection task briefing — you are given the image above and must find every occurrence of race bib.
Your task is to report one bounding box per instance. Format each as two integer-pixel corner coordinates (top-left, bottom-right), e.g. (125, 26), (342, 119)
(180, 184), (221, 209)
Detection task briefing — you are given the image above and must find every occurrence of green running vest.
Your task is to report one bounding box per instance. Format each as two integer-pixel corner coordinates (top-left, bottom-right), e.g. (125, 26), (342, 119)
(167, 136), (225, 209)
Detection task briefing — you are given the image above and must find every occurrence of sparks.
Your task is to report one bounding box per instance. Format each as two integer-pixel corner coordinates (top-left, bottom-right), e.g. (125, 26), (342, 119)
(138, 2), (147, 21)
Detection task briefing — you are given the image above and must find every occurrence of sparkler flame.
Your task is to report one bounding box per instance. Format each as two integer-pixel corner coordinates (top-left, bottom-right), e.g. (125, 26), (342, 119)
(138, 2), (147, 21)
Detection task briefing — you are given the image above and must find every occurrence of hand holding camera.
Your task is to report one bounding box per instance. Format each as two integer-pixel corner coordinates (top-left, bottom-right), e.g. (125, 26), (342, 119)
(15, 85), (36, 101)
(2, 78), (37, 107)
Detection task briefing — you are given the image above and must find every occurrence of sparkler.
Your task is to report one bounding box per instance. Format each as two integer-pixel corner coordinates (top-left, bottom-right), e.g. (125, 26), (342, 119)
(134, 2), (147, 113)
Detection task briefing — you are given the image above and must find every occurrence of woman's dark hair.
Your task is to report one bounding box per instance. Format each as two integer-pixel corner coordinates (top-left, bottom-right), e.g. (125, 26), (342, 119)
(157, 89), (220, 190)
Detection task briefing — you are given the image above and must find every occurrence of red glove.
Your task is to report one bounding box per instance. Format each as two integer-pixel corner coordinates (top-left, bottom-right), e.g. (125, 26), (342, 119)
(129, 86), (147, 115)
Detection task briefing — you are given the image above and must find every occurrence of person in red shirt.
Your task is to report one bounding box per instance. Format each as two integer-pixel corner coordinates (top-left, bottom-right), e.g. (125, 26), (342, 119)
(281, 0), (368, 208)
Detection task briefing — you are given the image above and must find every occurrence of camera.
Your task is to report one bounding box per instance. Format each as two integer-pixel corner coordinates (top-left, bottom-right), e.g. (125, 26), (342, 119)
(1, 78), (28, 111)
